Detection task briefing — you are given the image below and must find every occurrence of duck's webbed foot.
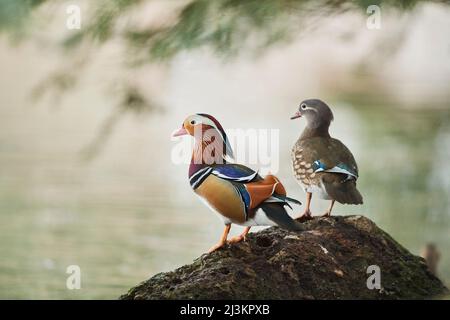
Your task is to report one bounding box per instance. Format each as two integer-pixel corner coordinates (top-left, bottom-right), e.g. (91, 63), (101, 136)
(296, 192), (313, 222)
(296, 209), (313, 222)
(208, 241), (226, 253)
(227, 227), (251, 244)
(208, 224), (231, 253)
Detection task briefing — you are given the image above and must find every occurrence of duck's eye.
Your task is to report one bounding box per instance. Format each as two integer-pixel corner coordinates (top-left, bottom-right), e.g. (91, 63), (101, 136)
(301, 104), (307, 110)
(190, 120), (196, 125)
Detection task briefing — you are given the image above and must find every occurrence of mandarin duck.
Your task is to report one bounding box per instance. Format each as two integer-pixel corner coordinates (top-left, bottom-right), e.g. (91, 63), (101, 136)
(173, 113), (304, 253)
(290, 99), (363, 219)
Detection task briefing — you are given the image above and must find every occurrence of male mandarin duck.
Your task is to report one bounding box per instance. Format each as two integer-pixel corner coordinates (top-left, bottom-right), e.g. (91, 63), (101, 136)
(173, 113), (303, 253)
(290, 99), (363, 220)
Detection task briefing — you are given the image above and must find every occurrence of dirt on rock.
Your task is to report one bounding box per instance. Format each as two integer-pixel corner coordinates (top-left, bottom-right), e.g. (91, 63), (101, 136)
(120, 215), (447, 300)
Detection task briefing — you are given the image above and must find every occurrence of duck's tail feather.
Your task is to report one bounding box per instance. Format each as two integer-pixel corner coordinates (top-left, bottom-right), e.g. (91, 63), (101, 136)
(271, 194), (302, 206)
(322, 175), (363, 205)
(259, 202), (304, 231)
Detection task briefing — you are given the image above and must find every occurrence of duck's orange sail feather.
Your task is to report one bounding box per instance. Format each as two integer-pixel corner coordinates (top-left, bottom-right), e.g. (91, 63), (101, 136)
(244, 175), (286, 210)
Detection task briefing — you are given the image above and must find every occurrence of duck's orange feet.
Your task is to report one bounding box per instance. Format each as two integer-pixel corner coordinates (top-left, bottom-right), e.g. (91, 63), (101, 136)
(208, 241), (226, 253)
(208, 224), (231, 253)
(227, 235), (245, 244)
(296, 192), (313, 222)
(227, 227), (251, 244)
(296, 209), (313, 222)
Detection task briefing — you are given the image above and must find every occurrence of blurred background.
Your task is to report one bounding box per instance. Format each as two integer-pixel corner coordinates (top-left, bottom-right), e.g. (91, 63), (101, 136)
(0, 0), (449, 299)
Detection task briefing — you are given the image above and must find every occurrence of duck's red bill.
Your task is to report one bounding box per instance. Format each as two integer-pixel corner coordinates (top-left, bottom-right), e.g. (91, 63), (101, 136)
(172, 127), (188, 137)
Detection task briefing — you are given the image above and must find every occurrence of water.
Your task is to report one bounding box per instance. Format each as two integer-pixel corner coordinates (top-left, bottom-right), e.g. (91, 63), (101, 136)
(0, 95), (448, 299)
(1, 22), (450, 298)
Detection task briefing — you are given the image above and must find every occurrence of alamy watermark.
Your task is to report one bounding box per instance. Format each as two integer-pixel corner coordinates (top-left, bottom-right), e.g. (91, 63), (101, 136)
(366, 5), (381, 30)
(366, 265), (381, 290)
(66, 4), (81, 30)
(171, 127), (280, 174)
(66, 265), (81, 290)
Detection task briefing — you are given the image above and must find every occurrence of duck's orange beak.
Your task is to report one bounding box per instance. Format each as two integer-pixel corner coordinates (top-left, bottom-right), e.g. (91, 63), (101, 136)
(290, 111), (302, 120)
(172, 126), (188, 137)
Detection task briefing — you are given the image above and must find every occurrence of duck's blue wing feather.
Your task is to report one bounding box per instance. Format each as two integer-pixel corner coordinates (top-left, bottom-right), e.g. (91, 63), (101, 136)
(312, 160), (358, 179)
(211, 164), (259, 183)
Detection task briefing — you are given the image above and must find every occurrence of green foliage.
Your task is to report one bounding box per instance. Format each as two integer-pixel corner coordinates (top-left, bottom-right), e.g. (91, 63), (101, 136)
(0, 0), (45, 34)
(354, 0), (421, 10)
(1, 0), (440, 59)
(127, 0), (318, 60)
(63, 0), (142, 47)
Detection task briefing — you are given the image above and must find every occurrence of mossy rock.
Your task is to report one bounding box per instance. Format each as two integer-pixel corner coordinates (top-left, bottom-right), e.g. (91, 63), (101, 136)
(120, 216), (447, 300)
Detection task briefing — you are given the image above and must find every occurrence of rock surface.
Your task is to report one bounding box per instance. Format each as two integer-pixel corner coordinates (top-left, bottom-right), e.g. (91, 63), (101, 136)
(120, 216), (447, 300)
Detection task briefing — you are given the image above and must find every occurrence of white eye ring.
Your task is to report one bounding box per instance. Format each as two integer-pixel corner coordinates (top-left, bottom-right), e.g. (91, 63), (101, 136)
(190, 120), (196, 125)
(300, 104), (307, 110)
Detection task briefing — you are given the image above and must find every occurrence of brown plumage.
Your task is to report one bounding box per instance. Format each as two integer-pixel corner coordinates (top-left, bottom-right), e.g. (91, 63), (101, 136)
(322, 174), (363, 205)
(291, 99), (363, 218)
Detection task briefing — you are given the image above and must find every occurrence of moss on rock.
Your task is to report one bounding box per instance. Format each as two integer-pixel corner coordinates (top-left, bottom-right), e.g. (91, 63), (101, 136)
(120, 216), (447, 300)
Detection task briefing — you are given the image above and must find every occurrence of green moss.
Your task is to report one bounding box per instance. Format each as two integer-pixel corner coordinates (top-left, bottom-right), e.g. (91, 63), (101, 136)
(120, 216), (448, 300)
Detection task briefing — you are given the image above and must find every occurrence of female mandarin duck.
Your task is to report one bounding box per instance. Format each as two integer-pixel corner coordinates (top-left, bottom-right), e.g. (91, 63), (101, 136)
(173, 113), (303, 253)
(290, 99), (363, 220)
